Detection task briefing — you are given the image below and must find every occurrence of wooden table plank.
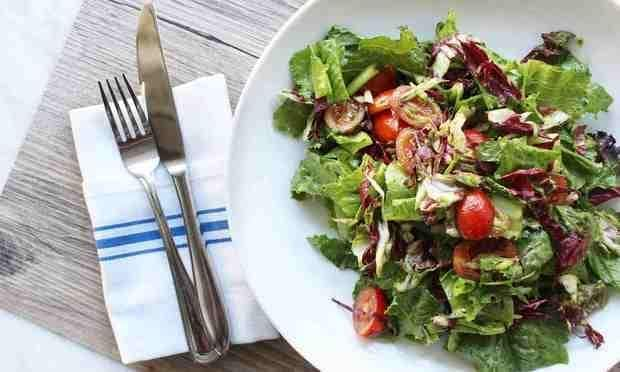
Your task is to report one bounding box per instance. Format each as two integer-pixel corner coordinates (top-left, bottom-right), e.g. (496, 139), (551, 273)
(0, 0), (315, 370)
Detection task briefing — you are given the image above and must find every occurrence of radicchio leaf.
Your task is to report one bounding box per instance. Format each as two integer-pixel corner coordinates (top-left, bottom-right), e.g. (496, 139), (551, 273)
(584, 324), (605, 349)
(497, 114), (535, 136)
(573, 125), (587, 155)
(522, 31), (576, 65)
(516, 298), (549, 320)
(500, 168), (547, 199)
(359, 161), (378, 211)
(362, 141), (393, 164)
(475, 160), (498, 176)
(431, 35), (521, 103)
(529, 201), (588, 273)
(560, 303), (605, 349)
(361, 224), (380, 275)
(595, 130), (620, 164)
(589, 187), (620, 205)
(461, 41), (522, 103)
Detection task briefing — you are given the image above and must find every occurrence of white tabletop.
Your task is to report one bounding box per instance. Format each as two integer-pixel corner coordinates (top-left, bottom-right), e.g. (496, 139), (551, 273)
(0, 1), (130, 371)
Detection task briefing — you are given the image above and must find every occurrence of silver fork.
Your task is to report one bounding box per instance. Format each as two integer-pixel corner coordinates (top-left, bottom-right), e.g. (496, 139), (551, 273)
(98, 75), (221, 362)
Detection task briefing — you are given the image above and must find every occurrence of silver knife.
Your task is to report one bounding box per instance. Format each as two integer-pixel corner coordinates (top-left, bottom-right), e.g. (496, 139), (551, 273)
(137, 2), (230, 362)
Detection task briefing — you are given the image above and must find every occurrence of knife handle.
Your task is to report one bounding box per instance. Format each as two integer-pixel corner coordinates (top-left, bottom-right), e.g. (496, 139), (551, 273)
(138, 175), (228, 363)
(171, 172), (231, 360)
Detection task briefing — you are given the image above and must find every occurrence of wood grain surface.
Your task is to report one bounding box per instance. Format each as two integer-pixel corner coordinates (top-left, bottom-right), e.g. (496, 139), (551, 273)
(0, 0), (316, 370)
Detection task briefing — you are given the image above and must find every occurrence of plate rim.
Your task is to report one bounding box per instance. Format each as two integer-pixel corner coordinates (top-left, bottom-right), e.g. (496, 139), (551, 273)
(227, 0), (326, 369)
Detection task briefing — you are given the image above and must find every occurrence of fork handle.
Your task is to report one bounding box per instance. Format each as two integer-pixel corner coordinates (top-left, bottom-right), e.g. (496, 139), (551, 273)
(171, 172), (231, 358)
(138, 175), (225, 363)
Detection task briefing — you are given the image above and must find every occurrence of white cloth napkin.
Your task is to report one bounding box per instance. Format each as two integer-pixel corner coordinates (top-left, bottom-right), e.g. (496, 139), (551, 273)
(69, 75), (279, 364)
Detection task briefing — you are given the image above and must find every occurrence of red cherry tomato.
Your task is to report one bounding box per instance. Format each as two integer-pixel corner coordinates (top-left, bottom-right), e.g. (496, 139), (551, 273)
(456, 189), (495, 241)
(353, 287), (387, 337)
(372, 111), (402, 143)
(390, 86), (443, 128)
(395, 127), (418, 174)
(464, 129), (489, 149)
(364, 66), (397, 95)
(453, 241), (480, 281)
(368, 89), (395, 115)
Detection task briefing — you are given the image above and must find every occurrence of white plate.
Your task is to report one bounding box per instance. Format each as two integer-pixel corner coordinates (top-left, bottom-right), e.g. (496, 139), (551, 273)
(229, 0), (620, 370)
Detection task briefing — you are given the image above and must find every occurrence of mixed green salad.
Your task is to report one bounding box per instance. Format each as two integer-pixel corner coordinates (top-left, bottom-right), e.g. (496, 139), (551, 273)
(273, 11), (619, 372)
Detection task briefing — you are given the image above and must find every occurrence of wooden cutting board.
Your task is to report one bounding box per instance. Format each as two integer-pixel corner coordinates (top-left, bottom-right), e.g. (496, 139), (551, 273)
(0, 0), (316, 370)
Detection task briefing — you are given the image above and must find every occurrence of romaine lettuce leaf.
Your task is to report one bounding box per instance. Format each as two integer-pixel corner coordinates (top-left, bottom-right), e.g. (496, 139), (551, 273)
(476, 139), (504, 163)
(343, 27), (430, 81)
(273, 98), (313, 137)
(324, 25), (360, 50)
(454, 319), (569, 372)
(508, 319), (569, 371)
(587, 246), (620, 288)
(307, 235), (357, 270)
(479, 255), (523, 283)
(309, 44), (332, 99)
(491, 194), (524, 239)
(289, 48), (314, 99)
(386, 287), (441, 344)
(290, 151), (353, 199)
(585, 83), (614, 115)
(382, 162), (421, 221)
(592, 209), (620, 256)
(496, 138), (560, 176)
(454, 333), (516, 372)
(587, 209), (620, 287)
(517, 228), (553, 277)
(518, 59), (612, 118)
(317, 40), (350, 103)
(289, 38), (350, 103)
(435, 10), (458, 40)
(331, 131), (373, 154)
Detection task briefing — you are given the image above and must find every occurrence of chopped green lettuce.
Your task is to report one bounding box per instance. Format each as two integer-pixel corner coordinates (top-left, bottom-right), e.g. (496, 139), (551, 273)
(330, 131), (373, 154)
(290, 151), (353, 199)
(309, 45), (332, 99)
(587, 209), (620, 287)
(435, 10), (458, 40)
(517, 229), (553, 277)
(382, 162), (421, 221)
(289, 48), (314, 99)
(307, 235), (357, 270)
(491, 194), (524, 239)
(273, 99), (313, 138)
(324, 25), (361, 50)
(343, 27), (430, 81)
(518, 59), (613, 118)
(317, 40), (350, 103)
(386, 287), (441, 344)
(496, 138), (560, 175)
(454, 319), (569, 372)
(477, 139), (504, 163)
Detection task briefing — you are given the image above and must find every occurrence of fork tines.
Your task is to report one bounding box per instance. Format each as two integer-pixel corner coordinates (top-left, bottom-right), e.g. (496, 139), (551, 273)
(98, 74), (151, 146)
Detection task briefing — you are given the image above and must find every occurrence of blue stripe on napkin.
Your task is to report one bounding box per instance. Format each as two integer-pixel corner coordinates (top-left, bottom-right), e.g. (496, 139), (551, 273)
(94, 207), (231, 262)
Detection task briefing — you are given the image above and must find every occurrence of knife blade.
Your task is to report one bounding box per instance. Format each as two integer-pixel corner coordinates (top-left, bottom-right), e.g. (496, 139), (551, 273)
(136, 2), (230, 362)
(137, 2), (185, 168)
